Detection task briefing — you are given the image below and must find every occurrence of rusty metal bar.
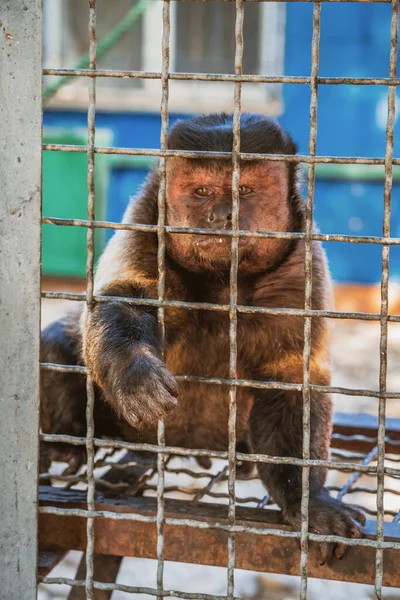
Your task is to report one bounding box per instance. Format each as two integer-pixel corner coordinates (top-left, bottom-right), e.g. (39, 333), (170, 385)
(40, 291), (400, 325)
(0, 2), (42, 598)
(225, 1), (244, 595)
(39, 363), (400, 401)
(38, 509), (400, 589)
(41, 144), (400, 165)
(38, 490), (400, 552)
(156, 2), (172, 597)
(42, 68), (400, 86)
(84, 1), (98, 598)
(38, 514), (400, 591)
(375, 1), (399, 596)
(299, 3), (321, 596)
(39, 217), (400, 246)
(41, 578), (243, 600)
(41, 510), (400, 553)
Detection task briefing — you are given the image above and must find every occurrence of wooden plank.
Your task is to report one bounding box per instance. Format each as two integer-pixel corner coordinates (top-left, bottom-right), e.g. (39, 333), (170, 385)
(39, 487), (400, 587)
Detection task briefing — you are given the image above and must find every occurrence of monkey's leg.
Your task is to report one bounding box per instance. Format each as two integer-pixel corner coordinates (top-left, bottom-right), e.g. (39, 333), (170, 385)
(235, 440), (255, 479)
(249, 389), (365, 565)
(82, 284), (178, 430)
(40, 317), (88, 473)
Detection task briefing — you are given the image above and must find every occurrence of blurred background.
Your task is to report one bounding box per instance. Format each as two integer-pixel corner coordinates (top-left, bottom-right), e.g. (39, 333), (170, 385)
(39, 1), (400, 599)
(42, 0), (400, 295)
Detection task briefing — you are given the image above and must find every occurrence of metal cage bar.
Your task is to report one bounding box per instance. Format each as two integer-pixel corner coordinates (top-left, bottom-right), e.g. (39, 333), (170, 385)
(299, 3), (321, 596)
(226, 1), (244, 595)
(84, 2), (98, 599)
(41, 68), (400, 85)
(375, 0), (399, 596)
(41, 143), (400, 165)
(0, 2), (43, 598)
(37, 290), (400, 323)
(40, 361), (400, 402)
(156, 2), (172, 598)
(37, 218), (400, 247)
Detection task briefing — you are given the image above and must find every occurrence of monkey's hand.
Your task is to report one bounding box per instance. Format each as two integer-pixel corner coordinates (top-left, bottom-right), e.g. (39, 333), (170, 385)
(284, 490), (366, 565)
(107, 352), (179, 430)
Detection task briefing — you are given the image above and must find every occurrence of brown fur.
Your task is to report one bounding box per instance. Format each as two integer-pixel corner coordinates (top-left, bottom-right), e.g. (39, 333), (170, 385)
(41, 113), (364, 563)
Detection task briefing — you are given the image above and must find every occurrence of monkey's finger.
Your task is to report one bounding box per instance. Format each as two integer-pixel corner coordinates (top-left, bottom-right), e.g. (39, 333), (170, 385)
(349, 520), (363, 538)
(161, 392), (179, 408)
(159, 371), (179, 398)
(333, 525), (361, 561)
(345, 505), (366, 527)
(319, 542), (333, 566)
(334, 543), (347, 560)
(339, 514), (363, 540)
(333, 514), (361, 560)
(146, 378), (179, 409)
(165, 380), (179, 398)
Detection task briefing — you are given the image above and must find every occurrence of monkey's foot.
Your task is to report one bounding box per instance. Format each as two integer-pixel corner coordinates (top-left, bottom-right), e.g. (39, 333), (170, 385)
(39, 442), (86, 476)
(284, 491), (366, 565)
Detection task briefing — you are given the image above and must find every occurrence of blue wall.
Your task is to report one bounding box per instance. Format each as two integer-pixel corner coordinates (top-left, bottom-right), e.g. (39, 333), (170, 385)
(282, 2), (400, 283)
(43, 2), (400, 284)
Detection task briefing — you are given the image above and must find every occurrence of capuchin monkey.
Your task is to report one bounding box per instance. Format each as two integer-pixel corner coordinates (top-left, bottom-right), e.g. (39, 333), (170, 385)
(40, 113), (365, 564)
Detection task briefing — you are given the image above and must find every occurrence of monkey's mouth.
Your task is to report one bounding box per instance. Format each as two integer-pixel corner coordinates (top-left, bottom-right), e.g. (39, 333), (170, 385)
(194, 235), (250, 256)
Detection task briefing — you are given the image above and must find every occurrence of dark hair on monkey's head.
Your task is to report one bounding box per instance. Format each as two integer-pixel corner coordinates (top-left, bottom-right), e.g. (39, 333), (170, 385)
(168, 112), (298, 156)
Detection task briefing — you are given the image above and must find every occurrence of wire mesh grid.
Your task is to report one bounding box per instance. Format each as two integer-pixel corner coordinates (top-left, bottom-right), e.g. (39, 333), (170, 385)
(37, 0), (400, 599)
(39, 442), (400, 518)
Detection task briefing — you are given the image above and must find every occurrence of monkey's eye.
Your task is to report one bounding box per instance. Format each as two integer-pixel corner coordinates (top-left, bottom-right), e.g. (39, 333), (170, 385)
(194, 186), (214, 197)
(239, 185), (253, 196)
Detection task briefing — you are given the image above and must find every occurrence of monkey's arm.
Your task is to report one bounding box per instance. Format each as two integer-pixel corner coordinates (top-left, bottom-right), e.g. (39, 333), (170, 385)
(249, 360), (365, 564)
(82, 281), (178, 429)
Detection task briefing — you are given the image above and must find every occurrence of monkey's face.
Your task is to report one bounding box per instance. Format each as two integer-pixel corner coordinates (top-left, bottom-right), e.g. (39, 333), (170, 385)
(165, 159), (292, 274)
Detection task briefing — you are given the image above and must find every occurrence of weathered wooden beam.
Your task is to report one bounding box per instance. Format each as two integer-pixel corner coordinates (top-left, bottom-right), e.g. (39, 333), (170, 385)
(39, 487), (400, 587)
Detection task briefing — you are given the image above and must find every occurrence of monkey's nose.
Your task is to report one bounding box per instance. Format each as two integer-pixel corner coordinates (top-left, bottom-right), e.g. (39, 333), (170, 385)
(208, 204), (232, 229)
